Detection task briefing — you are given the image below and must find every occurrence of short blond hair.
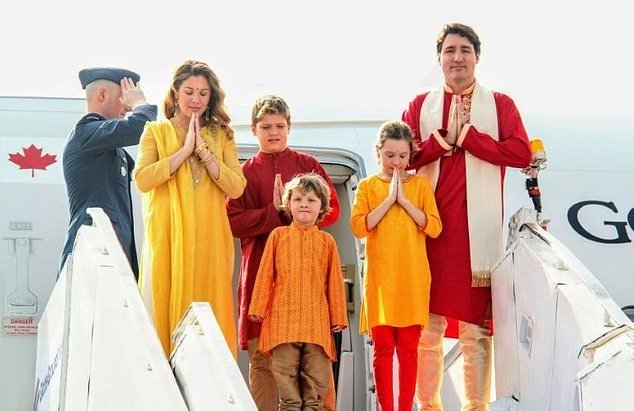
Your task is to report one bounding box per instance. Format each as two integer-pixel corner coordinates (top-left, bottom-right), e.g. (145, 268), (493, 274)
(282, 173), (332, 223)
(251, 95), (291, 127)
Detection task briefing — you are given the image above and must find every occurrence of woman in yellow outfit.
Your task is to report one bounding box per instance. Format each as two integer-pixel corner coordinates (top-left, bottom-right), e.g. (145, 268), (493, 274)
(133, 60), (246, 356)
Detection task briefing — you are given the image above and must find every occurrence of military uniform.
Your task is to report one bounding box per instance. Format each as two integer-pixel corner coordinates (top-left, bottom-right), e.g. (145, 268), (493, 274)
(59, 67), (157, 277)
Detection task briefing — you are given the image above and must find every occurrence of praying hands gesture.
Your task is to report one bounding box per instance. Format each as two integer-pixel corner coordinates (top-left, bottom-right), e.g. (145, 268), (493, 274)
(273, 173), (284, 211)
(392, 168), (410, 206)
(387, 167), (399, 204)
(169, 114), (219, 179)
(183, 113), (198, 156)
(368, 168), (426, 229)
(169, 114), (197, 174)
(370, 168), (426, 229)
(445, 94), (468, 147)
(191, 114), (220, 179)
(387, 168), (410, 206)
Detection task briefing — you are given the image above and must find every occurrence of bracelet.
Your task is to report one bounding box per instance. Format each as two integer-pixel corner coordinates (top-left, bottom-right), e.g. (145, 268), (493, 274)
(197, 148), (210, 161)
(194, 143), (208, 157)
(200, 152), (216, 165)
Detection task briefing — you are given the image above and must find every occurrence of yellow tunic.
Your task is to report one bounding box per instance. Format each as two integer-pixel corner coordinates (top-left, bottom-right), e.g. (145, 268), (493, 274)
(350, 174), (442, 335)
(133, 119), (246, 356)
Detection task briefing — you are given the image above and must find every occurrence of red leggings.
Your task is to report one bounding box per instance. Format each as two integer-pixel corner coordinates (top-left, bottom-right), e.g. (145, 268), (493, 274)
(372, 325), (420, 411)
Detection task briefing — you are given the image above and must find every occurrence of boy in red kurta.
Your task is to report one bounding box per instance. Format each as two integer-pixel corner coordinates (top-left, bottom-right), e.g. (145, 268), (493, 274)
(249, 173), (348, 411)
(402, 23), (531, 411)
(227, 95), (340, 411)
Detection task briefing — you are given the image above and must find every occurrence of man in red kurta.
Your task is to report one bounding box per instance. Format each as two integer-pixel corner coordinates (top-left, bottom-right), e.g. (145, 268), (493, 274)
(226, 95), (340, 411)
(402, 23), (531, 411)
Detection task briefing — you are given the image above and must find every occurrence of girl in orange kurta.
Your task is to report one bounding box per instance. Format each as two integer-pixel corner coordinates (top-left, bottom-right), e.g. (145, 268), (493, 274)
(133, 60), (246, 357)
(249, 173), (348, 411)
(350, 121), (442, 411)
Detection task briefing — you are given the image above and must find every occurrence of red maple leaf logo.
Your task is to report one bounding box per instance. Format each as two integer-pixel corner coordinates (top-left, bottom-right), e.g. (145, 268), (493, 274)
(8, 144), (57, 177)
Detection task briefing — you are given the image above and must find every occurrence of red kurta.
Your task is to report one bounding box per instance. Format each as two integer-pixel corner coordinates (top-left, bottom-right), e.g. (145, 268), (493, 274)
(227, 147), (340, 350)
(402, 88), (531, 334)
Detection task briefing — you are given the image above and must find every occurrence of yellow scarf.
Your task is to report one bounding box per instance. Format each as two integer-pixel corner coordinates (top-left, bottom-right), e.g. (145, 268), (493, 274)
(139, 121), (197, 351)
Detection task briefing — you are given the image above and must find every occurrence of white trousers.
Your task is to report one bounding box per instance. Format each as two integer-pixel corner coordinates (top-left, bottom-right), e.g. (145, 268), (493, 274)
(415, 313), (492, 411)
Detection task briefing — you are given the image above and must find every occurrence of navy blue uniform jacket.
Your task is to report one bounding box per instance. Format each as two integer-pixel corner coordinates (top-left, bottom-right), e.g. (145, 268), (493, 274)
(59, 104), (157, 277)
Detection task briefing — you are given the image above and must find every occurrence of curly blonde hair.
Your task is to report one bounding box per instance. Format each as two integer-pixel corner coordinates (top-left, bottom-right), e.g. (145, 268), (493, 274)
(282, 173), (332, 223)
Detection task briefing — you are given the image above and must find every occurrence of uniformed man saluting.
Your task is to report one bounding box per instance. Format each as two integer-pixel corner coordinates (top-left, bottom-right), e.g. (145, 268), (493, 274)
(59, 67), (157, 279)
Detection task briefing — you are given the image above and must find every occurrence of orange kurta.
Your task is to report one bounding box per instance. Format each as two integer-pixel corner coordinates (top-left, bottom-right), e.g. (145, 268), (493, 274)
(248, 223), (348, 361)
(350, 174), (442, 335)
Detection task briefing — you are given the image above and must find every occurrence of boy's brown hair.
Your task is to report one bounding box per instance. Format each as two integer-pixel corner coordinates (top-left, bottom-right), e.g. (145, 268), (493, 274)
(250, 95), (291, 127)
(282, 173), (332, 222)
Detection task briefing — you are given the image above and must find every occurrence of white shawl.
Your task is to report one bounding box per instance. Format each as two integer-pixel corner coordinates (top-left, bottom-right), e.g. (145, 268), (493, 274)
(418, 82), (503, 287)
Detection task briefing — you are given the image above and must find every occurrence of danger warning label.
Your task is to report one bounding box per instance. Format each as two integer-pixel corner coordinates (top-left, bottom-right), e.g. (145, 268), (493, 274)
(3, 316), (37, 336)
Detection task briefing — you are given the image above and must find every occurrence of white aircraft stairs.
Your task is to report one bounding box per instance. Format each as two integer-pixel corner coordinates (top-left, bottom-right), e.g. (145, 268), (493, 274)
(32, 208), (257, 411)
(439, 208), (634, 411)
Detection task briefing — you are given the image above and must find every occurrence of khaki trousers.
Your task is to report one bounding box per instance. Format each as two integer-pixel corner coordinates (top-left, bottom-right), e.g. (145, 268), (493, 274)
(271, 342), (331, 411)
(248, 339), (337, 411)
(322, 369), (336, 411)
(415, 313), (492, 411)
(248, 338), (278, 411)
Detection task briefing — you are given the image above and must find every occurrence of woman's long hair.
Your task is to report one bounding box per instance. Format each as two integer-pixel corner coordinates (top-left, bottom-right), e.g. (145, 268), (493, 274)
(163, 60), (234, 138)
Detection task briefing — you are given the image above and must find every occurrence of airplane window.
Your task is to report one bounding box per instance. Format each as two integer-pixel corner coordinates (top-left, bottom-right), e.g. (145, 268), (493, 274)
(621, 305), (634, 322)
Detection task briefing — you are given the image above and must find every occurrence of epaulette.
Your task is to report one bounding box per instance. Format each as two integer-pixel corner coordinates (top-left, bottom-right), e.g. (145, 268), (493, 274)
(81, 112), (106, 122)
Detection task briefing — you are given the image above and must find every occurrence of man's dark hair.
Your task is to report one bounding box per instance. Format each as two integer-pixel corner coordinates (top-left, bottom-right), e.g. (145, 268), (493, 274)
(436, 23), (481, 56)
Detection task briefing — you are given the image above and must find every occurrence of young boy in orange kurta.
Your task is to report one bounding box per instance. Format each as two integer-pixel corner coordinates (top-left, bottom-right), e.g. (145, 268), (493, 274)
(249, 173), (348, 411)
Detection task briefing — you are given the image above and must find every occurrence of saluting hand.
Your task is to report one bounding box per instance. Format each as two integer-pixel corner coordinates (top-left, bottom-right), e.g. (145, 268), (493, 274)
(119, 77), (146, 111)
